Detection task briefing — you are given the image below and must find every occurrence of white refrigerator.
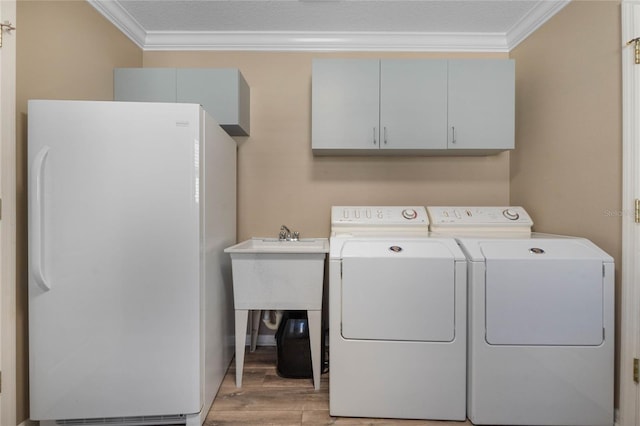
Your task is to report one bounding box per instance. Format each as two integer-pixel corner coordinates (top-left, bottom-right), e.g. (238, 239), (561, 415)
(27, 100), (237, 426)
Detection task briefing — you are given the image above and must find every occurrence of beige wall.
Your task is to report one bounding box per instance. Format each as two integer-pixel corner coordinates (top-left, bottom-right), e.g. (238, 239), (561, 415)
(509, 0), (622, 402)
(510, 1), (621, 256)
(15, 0), (142, 421)
(143, 51), (511, 241)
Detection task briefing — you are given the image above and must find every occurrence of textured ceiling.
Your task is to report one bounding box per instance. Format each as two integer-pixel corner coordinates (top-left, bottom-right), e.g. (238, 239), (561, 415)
(88, 0), (570, 51)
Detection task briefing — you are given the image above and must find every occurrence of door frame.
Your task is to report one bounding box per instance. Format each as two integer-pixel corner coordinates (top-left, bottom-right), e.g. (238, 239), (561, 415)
(621, 2), (640, 425)
(0, 0), (17, 424)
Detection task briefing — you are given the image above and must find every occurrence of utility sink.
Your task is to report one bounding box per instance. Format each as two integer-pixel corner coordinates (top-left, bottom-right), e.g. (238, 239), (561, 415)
(224, 238), (329, 310)
(224, 237), (329, 390)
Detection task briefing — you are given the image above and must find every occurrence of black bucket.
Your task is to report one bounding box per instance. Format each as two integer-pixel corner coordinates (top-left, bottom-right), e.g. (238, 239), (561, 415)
(275, 311), (312, 378)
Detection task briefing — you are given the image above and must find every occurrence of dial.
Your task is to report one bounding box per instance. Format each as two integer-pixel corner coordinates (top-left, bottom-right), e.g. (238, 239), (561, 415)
(402, 208), (418, 220)
(503, 208), (520, 220)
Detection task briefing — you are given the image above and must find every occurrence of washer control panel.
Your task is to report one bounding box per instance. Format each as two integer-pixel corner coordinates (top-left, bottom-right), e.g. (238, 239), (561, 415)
(332, 206), (429, 229)
(426, 206), (533, 232)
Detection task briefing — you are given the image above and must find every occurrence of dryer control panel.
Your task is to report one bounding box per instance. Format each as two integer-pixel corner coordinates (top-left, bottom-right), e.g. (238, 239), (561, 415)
(426, 206), (533, 233)
(332, 206), (429, 231)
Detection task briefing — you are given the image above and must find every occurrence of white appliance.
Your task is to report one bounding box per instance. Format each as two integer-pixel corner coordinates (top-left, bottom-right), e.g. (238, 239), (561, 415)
(27, 100), (237, 426)
(427, 206), (614, 426)
(329, 206), (467, 420)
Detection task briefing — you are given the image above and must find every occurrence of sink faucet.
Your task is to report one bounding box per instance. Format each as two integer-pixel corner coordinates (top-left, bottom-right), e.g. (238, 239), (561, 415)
(279, 225), (299, 241)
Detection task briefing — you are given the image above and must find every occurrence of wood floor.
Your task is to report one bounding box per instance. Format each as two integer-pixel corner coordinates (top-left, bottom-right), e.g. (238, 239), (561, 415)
(205, 346), (473, 426)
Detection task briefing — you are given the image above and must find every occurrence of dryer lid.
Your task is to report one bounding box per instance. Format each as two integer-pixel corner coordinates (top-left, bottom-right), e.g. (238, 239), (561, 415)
(340, 238), (465, 260)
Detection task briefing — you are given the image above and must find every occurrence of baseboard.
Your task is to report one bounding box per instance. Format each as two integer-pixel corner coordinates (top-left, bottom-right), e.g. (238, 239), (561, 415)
(19, 420), (37, 426)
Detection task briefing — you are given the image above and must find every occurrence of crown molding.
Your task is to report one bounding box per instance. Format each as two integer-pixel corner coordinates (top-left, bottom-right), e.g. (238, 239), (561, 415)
(87, 0), (147, 49)
(143, 31), (509, 52)
(88, 0), (568, 52)
(505, 0), (570, 49)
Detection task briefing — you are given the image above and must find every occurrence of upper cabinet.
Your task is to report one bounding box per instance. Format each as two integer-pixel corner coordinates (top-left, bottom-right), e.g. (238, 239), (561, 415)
(312, 59), (380, 151)
(447, 60), (514, 152)
(114, 68), (250, 136)
(311, 58), (514, 155)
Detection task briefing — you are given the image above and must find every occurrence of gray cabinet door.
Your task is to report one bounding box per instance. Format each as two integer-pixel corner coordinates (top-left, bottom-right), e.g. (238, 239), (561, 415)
(312, 59), (380, 151)
(380, 60), (448, 150)
(448, 59), (515, 150)
(177, 68), (250, 136)
(114, 68), (177, 103)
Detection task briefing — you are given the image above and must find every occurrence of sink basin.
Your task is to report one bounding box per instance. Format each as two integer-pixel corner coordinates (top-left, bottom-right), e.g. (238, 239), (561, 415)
(225, 237), (329, 390)
(224, 237), (329, 310)
(224, 238), (329, 254)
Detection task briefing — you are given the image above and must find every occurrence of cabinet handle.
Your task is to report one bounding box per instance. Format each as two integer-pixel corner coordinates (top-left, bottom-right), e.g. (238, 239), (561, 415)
(373, 127), (377, 145)
(384, 127), (388, 144)
(451, 126), (456, 144)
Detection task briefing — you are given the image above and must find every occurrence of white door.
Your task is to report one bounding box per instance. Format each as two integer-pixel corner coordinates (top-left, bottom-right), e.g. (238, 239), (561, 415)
(0, 1), (17, 424)
(621, 2), (640, 425)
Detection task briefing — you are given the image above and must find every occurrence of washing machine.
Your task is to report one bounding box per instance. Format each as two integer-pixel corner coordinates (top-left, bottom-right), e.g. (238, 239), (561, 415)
(329, 206), (467, 420)
(427, 206), (614, 426)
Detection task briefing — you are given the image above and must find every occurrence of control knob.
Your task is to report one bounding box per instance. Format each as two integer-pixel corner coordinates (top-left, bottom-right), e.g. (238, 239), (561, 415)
(402, 208), (418, 220)
(503, 208), (520, 220)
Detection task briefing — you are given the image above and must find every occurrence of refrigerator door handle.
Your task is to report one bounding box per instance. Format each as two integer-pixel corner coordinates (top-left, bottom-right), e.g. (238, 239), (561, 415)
(30, 145), (51, 291)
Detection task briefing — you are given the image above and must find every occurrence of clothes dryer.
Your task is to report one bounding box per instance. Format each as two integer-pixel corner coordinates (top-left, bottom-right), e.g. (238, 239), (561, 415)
(329, 206), (467, 420)
(427, 206), (614, 426)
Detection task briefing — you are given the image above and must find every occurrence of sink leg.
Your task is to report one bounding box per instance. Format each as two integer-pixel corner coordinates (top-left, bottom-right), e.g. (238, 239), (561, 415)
(250, 310), (261, 352)
(307, 309), (322, 391)
(235, 309), (249, 388)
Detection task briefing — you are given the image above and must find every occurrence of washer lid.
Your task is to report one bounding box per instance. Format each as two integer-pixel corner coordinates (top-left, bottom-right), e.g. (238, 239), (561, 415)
(458, 235), (614, 263)
(480, 238), (607, 346)
(479, 238), (610, 261)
